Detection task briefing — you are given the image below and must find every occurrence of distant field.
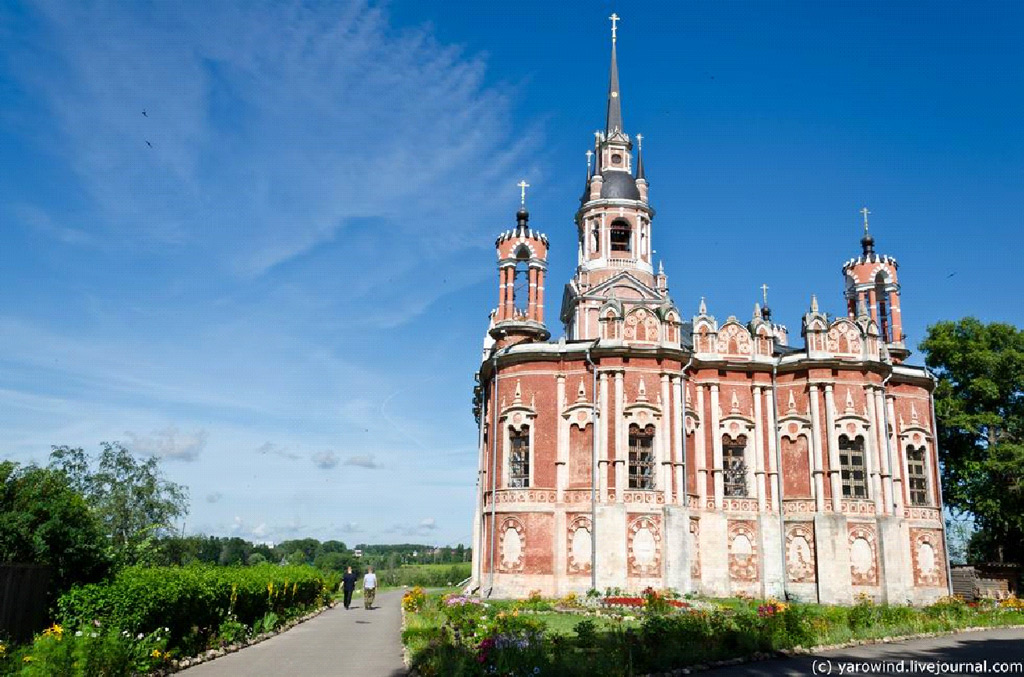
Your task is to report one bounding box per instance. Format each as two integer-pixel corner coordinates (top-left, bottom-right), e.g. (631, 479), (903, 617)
(378, 562), (471, 587)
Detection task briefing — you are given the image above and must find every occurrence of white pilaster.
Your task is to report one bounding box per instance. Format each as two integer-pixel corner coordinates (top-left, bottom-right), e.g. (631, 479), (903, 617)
(753, 385), (766, 512)
(660, 373), (673, 504)
(672, 376), (685, 505)
(823, 384), (842, 512)
(764, 387), (779, 510)
(696, 385), (708, 508)
(556, 375), (567, 502)
(873, 388), (893, 513)
(887, 395), (905, 511)
(599, 372), (610, 501)
(808, 384), (826, 512)
(864, 387), (883, 514)
(614, 371), (625, 503)
(710, 384), (723, 510)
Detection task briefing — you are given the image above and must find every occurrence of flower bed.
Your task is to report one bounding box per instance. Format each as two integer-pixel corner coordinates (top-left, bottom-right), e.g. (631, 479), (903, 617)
(403, 593), (1024, 676)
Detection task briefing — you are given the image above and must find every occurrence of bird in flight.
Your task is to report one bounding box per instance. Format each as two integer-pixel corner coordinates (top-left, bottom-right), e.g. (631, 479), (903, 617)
(946, 272), (957, 278)
(145, 140), (153, 148)
(142, 109), (148, 117)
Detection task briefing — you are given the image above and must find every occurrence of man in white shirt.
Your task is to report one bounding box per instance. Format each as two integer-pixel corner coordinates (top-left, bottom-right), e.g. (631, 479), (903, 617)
(363, 566), (377, 609)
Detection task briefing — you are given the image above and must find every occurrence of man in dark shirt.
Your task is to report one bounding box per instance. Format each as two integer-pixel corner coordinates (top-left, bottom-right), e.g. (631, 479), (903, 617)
(341, 566), (358, 610)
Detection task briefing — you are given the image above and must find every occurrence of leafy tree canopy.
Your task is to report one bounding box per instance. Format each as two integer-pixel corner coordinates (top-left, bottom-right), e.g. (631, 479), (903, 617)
(49, 442), (189, 568)
(921, 318), (1024, 562)
(0, 460), (110, 599)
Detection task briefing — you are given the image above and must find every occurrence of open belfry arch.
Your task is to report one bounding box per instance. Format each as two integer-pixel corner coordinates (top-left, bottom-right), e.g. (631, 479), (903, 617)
(470, 16), (949, 604)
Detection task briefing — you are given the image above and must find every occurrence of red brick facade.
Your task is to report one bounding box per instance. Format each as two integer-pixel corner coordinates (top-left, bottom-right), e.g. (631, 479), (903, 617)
(469, 24), (948, 604)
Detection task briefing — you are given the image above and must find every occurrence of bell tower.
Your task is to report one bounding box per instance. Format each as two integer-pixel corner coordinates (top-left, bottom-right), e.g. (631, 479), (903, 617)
(489, 182), (550, 347)
(842, 208), (908, 361)
(561, 14), (668, 341)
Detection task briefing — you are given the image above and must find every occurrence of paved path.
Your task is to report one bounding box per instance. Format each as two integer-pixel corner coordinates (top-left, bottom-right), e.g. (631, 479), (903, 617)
(182, 589), (406, 677)
(703, 627), (1024, 676)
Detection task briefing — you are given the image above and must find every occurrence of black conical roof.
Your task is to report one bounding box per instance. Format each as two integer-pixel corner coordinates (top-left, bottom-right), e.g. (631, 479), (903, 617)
(606, 41), (623, 135)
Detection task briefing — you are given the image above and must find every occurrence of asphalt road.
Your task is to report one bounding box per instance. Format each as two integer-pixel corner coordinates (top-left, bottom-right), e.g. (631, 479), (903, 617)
(703, 627), (1024, 676)
(181, 588), (406, 677)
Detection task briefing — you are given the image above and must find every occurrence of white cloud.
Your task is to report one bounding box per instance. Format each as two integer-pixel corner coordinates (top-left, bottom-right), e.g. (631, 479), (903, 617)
(311, 451), (339, 470)
(124, 426), (207, 462)
(255, 442), (300, 460)
(343, 454), (383, 469)
(419, 517), (437, 530)
(206, 492), (223, 503)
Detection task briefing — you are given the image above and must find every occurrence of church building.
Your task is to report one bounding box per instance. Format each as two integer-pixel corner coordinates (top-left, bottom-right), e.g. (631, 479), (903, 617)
(469, 18), (949, 605)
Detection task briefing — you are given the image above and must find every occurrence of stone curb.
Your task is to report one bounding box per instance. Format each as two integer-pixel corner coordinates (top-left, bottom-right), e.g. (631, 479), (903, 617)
(640, 623), (1024, 676)
(159, 602), (339, 674)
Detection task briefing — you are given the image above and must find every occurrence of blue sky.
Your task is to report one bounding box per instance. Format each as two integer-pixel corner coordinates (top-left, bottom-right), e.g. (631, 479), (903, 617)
(1, 1), (1021, 546)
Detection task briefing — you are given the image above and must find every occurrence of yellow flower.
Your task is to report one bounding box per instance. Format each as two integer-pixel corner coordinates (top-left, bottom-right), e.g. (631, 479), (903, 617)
(151, 649), (161, 658)
(23, 656), (34, 663)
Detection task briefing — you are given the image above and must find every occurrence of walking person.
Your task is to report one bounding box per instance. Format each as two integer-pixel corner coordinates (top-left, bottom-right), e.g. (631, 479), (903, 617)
(341, 566), (358, 610)
(363, 566), (377, 610)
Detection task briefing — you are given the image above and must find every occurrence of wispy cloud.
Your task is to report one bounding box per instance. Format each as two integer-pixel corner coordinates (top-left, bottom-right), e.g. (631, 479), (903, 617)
(344, 454), (383, 469)
(124, 426), (207, 462)
(17, 0), (538, 315)
(0, 0), (529, 547)
(255, 442), (300, 460)
(311, 451), (339, 470)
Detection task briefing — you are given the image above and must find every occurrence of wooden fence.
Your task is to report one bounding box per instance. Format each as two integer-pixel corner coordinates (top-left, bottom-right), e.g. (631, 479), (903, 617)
(0, 564), (51, 642)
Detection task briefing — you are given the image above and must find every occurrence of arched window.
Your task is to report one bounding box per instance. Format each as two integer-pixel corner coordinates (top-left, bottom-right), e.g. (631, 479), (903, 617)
(628, 424), (655, 489)
(610, 220), (631, 253)
(509, 426), (530, 488)
(591, 224), (600, 253)
(839, 435), (867, 498)
(723, 434), (748, 497)
(513, 247), (530, 317)
(874, 272), (892, 342)
(907, 445), (928, 506)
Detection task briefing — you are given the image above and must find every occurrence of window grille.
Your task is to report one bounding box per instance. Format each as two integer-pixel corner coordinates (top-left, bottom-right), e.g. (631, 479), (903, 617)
(509, 427), (530, 488)
(628, 424), (655, 489)
(839, 435), (868, 499)
(907, 446), (928, 506)
(723, 434), (748, 497)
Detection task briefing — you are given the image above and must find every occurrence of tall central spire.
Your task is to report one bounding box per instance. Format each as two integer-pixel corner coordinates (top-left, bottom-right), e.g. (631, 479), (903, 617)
(606, 13), (623, 135)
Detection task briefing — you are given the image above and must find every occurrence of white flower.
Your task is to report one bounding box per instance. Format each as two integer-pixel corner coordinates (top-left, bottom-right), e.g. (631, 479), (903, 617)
(75, 631), (83, 637)
(137, 633), (144, 640)
(90, 633), (98, 638)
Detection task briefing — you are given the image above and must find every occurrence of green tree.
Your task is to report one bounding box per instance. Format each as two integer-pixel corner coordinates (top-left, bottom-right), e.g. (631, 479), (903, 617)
(49, 442), (189, 568)
(921, 318), (1024, 563)
(0, 461), (110, 600)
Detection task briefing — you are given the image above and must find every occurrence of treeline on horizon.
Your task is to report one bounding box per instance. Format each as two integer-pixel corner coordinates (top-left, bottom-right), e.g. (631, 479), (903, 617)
(155, 535), (471, 572)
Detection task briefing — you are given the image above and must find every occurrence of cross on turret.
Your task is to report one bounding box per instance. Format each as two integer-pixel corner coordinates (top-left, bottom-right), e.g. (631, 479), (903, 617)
(609, 13), (619, 43)
(518, 180), (530, 206)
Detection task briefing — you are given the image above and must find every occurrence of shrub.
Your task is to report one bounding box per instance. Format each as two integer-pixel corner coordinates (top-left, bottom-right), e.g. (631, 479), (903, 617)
(573, 619), (598, 647)
(57, 564), (335, 653)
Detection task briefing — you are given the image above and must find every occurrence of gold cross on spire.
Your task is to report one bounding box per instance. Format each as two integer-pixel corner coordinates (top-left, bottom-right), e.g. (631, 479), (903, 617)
(860, 207), (871, 234)
(518, 180), (530, 206)
(609, 13), (619, 44)
(761, 283), (769, 307)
